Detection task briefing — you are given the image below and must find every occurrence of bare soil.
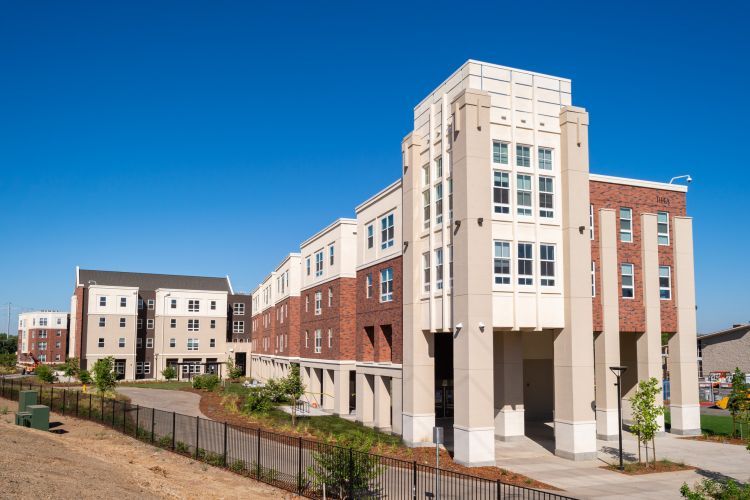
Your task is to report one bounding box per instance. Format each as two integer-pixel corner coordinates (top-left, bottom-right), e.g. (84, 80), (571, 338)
(681, 434), (748, 446)
(0, 397), (291, 499)
(601, 459), (695, 475)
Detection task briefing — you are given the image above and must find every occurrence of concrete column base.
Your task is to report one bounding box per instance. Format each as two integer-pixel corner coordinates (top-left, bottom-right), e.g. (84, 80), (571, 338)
(596, 408), (620, 441)
(669, 404), (701, 435)
(554, 420), (597, 461)
(402, 413), (434, 446)
(494, 408), (525, 441)
(453, 426), (496, 466)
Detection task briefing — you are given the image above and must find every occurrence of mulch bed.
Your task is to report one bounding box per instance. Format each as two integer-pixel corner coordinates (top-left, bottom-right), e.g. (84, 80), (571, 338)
(189, 388), (560, 491)
(681, 434), (748, 446)
(601, 460), (694, 475)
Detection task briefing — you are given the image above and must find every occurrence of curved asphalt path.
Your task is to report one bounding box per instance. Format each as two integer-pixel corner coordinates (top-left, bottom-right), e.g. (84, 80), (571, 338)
(117, 387), (208, 419)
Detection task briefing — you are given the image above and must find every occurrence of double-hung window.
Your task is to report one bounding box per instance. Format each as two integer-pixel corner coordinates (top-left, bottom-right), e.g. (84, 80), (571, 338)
(435, 248), (444, 290)
(621, 264), (635, 298)
(314, 329), (322, 353)
(516, 145), (531, 167)
(435, 184), (443, 225)
(422, 252), (430, 293)
(119, 297), (127, 308)
(99, 296), (107, 307)
(328, 287), (333, 307)
(367, 224), (374, 249)
(233, 321), (244, 333)
(448, 178), (453, 221)
(118, 338), (125, 348)
(659, 266), (672, 299)
(493, 171), (510, 214)
(538, 176), (554, 218)
(328, 329), (333, 348)
(590, 204), (595, 240)
(591, 262), (596, 297)
(620, 208), (633, 242)
(493, 141), (509, 165)
(423, 190), (430, 230)
(315, 251), (324, 277)
(119, 318), (126, 328)
(188, 319), (199, 332)
(381, 213), (394, 249)
(380, 267), (393, 302)
(657, 212), (670, 245)
(234, 303), (245, 315)
(516, 174), (532, 216)
(187, 338), (199, 351)
(306, 257), (311, 276)
(540, 244), (556, 286)
(314, 291), (322, 315)
(329, 244), (335, 266)
(146, 338), (153, 348)
(170, 298), (177, 309)
(169, 338), (176, 348)
(435, 157), (443, 178)
(493, 241), (511, 285)
(147, 319), (154, 329)
(99, 317), (106, 327)
(98, 338), (104, 348)
(366, 273), (373, 298)
(538, 147), (553, 170)
(188, 299), (200, 312)
(147, 299), (155, 310)
(517, 243), (533, 285)
(170, 318), (176, 328)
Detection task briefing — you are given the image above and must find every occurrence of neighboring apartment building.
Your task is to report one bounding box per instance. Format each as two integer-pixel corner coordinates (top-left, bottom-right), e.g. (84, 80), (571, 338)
(70, 267), (251, 380)
(248, 59), (700, 466)
(697, 324), (750, 376)
(17, 311), (69, 364)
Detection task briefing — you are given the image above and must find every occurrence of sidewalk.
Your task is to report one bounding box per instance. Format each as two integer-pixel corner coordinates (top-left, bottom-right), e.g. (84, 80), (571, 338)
(495, 422), (750, 499)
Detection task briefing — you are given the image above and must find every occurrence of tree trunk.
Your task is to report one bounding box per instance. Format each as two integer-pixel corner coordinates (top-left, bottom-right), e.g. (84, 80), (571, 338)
(637, 432), (641, 464)
(652, 436), (656, 468)
(644, 439), (648, 468)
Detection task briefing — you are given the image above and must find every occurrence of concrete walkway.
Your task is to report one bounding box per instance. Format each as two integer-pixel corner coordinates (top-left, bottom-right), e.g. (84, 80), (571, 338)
(495, 422), (750, 499)
(117, 387), (207, 418)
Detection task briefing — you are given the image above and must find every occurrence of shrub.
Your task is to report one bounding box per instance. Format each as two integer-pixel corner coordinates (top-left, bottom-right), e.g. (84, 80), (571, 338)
(244, 386), (273, 414)
(680, 478), (750, 499)
(264, 378), (288, 403)
(62, 357), (80, 378)
(175, 441), (190, 454)
(35, 364), (56, 384)
(91, 357), (117, 394)
(192, 374), (220, 391)
(307, 448), (382, 499)
(225, 357), (244, 381)
(158, 435), (173, 448)
(229, 459), (246, 473)
(79, 370), (92, 385)
(0, 353), (17, 368)
(161, 365), (177, 381)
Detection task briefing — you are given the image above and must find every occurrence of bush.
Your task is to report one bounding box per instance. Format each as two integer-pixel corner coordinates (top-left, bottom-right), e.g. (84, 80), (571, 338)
(225, 357), (244, 381)
(79, 370), (92, 385)
(35, 364), (56, 384)
(192, 374), (220, 391)
(161, 365), (177, 381)
(62, 358), (80, 378)
(307, 448), (382, 499)
(264, 378), (289, 403)
(229, 459), (246, 473)
(175, 441), (190, 454)
(91, 357), (117, 394)
(681, 478), (750, 499)
(0, 352), (17, 368)
(244, 386), (273, 414)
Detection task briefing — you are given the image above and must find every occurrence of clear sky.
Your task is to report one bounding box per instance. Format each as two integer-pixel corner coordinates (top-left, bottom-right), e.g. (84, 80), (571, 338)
(1, 0), (747, 334)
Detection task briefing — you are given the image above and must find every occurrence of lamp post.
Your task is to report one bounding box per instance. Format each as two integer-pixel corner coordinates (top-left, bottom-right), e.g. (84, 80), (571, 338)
(609, 366), (627, 470)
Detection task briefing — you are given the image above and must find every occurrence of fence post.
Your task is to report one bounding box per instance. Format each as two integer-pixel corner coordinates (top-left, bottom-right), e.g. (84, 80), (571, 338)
(412, 461), (417, 500)
(150, 407), (155, 442)
(496, 479), (501, 500)
(256, 428), (261, 479)
(112, 399), (116, 427)
(348, 448), (355, 500)
(50, 386), (54, 408)
(62, 389), (66, 416)
(89, 393), (92, 419)
(195, 416), (200, 459)
(297, 436), (303, 495)
(223, 421), (228, 467)
(100, 395), (104, 422)
(123, 401), (127, 432)
(172, 412), (176, 450)
(135, 405), (140, 438)
(76, 390), (80, 417)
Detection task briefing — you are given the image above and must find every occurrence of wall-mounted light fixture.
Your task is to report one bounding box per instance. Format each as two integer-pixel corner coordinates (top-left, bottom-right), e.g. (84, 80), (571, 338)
(478, 322), (485, 332)
(579, 225), (585, 234)
(478, 218), (483, 226)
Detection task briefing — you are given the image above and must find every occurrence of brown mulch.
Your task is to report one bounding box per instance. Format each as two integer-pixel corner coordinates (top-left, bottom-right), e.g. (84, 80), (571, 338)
(191, 388), (560, 491)
(681, 434), (748, 446)
(601, 460), (695, 475)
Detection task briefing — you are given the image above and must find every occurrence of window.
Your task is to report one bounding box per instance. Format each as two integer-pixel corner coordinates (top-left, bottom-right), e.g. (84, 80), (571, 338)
(380, 268), (394, 302)
(119, 297), (127, 308)
(366, 273), (373, 298)
(516, 145), (531, 167)
(539, 176), (554, 218)
(169, 338), (176, 348)
(367, 224), (374, 249)
(99, 296), (107, 307)
(449, 244), (453, 289)
(591, 262), (596, 297)
(188, 319), (199, 332)
(210, 300), (216, 311)
(188, 299), (200, 312)
(315, 291), (322, 315)
(538, 147), (552, 170)
(210, 319), (216, 329)
(38, 342), (47, 350)
(39, 354), (46, 362)
(187, 338), (199, 351)
(493, 241), (511, 285)
(98, 317), (106, 327)
(659, 266), (672, 300)
(138, 318), (143, 329)
(315, 251), (324, 277)
(119, 317), (126, 328)
(306, 257), (311, 276)
(304, 331), (309, 348)
(56, 330), (61, 337)
(147, 299), (155, 310)
(39, 318), (48, 326)
(170, 298), (177, 309)
(143, 362), (151, 374)
(493, 141), (509, 164)
(657, 212), (670, 245)
(422, 164), (430, 186)
(328, 328), (333, 348)
(435, 248), (444, 290)
(329, 244), (335, 266)
(55, 354), (60, 361)
(435, 184), (443, 225)
(234, 303), (245, 315)
(423, 252), (431, 293)
(423, 190), (430, 230)
(448, 178), (453, 221)
(147, 319), (154, 329)
(540, 244), (556, 286)
(39, 330), (47, 339)
(138, 298), (144, 309)
(57, 317), (62, 325)
(146, 338), (153, 348)
(620, 208), (633, 242)
(210, 338), (216, 348)
(381, 213), (394, 249)
(170, 319), (176, 328)
(118, 338), (125, 348)
(328, 287), (333, 307)
(590, 204), (595, 240)
(314, 329), (322, 353)
(98, 338), (104, 348)
(493, 171), (510, 214)
(621, 263), (635, 298)
(55, 341), (60, 348)
(517, 243), (533, 285)
(136, 362), (143, 375)
(305, 295), (309, 312)
(517, 174), (532, 216)
(233, 321), (244, 334)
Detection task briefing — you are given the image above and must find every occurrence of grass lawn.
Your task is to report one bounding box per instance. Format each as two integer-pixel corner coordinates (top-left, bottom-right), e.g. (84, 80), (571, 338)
(117, 381), (192, 391)
(665, 410), (734, 435)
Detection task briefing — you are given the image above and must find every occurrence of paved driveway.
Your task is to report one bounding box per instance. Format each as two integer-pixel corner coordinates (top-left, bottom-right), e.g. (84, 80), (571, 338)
(117, 387), (207, 418)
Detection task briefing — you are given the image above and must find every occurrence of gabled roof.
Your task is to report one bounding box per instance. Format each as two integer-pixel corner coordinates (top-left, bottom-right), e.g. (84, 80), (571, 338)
(698, 324), (750, 341)
(77, 268), (232, 293)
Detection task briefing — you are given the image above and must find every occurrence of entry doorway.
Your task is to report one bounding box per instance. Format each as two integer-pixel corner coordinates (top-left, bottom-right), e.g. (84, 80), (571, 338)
(434, 333), (454, 418)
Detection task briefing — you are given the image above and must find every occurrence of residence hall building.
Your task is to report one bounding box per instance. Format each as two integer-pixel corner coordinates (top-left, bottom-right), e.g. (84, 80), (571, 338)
(17, 311), (69, 364)
(697, 324), (750, 376)
(248, 60), (700, 467)
(69, 268), (252, 381)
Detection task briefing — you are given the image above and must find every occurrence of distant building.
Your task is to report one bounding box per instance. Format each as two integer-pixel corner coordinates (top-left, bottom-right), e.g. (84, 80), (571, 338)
(17, 311), (69, 364)
(698, 324), (750, 376)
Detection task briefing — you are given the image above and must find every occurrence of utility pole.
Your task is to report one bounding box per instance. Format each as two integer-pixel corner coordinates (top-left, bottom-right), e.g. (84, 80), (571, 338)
(6, 302), (10, 338)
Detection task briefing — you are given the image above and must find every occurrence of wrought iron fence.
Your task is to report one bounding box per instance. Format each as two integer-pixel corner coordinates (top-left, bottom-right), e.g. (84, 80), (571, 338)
(0, 377), (575, 500)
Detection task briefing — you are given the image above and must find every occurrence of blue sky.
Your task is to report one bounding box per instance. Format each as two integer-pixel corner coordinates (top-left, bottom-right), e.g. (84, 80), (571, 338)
(1, 0), (747, 334)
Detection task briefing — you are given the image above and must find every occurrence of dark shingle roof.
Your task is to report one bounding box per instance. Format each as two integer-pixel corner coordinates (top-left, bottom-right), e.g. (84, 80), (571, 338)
(698, 324), (750, 341)
(77, 269), (231, 293)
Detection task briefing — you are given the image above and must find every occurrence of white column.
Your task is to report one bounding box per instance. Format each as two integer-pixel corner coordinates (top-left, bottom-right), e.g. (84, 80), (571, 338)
(309, 368), (322, 407)
(333, 367), (351, 416)
(356, 372), (374, 426)
(494, 331), (525, 440)
(322, 368), (335, 411)
(374, 376), (392, 431)
(391, 376), (403, 435)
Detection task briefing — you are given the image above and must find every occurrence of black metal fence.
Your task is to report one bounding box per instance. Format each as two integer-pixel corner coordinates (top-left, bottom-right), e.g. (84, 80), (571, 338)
(0, 377), (574, 500)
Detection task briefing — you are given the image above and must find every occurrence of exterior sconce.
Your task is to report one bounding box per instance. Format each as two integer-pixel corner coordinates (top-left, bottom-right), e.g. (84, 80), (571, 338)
(403, 241), (409, 252)
(478, 322), (485, 332)
(578, 225), (585, 234)
(478, 218), (483, 226)
(455, 322), (463, 333)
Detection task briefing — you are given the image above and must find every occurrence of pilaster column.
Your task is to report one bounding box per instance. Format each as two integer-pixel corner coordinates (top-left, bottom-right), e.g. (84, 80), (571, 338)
(669, 216), (700, 434)
(374, 376), (392, 431)
(322, 368), (335, 411)
(391, 376), (403, 435)
(556, 106), (597, 460)
(333, 367), (351, 416)
(494, 331), (525, 440)
(356, 372), (374, 425)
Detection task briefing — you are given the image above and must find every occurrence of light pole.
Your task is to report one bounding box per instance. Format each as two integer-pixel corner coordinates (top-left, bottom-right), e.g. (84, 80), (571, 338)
(610, 366), (627, 470)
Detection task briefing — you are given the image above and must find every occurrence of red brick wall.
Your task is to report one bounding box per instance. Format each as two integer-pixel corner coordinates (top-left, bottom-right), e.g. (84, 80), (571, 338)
(25, 328), (68, 363)
(590, 181), (686, 333)
(273, 296), (301, 357)
(299, 278), (357, 360)
(356, 256), (403, 364)
(253, 305), (276, 354)
(228, 294), (252, 343)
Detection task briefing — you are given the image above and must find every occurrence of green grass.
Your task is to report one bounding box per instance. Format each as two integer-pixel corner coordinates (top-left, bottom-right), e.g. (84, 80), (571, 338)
(665, 410), (735, 436)
(117, 381), (191, 391)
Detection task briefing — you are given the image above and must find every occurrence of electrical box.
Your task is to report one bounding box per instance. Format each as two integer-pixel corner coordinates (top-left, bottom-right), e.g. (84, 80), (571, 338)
(26, 405), (50, 431)
(18, 390), (38, 413)
(15, 411), (32, 427)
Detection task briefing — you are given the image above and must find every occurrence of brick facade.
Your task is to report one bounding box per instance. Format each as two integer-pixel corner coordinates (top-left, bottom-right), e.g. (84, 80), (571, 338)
(228, 294), (252, 343)
(20, 326), (68, 363)
(590, 181), (686, 333)
(273, 296), (301, 357)
(356, 256), (403, 364)
(299, 278), (357, 360)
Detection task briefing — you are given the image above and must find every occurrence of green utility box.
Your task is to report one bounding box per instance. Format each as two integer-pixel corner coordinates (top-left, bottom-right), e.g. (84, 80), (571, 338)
(26, 405), (50, 431)
(15, 411), (32, 427)
(18, 390), (38, 412)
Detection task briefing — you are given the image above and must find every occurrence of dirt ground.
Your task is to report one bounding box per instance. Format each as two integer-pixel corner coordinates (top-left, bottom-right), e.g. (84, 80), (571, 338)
(0, 397), (291, 499)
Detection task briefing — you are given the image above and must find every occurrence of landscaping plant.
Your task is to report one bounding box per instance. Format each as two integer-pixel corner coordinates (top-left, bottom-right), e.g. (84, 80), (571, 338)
(62, 357), (80, 378)
(225, 357), (244, 381)
(161, 365), (177, 381)
(283, 363), (305, 426)
(629, 377), (665, 467)
(728, 367), (749, 438)
(192, 374), (220, 391)
(35, 364), (56, 384)
(307, 447), (382, 499)
(91, 356), (118, 394)
(680, 478), (750, 499)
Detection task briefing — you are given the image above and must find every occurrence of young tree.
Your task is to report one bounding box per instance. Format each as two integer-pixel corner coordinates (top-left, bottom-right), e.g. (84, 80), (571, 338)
(91, 356), (118, 394)
(283, 363), (306, 426)
(161, 365), (177, 381)
(35, 364), (56, 384)
(307, 448), (382, 499)
(225, 356), (244, 381)
(728, 367), (749, 438)
(79, 369), (92, 385)
(62, 357), (80, 378)
(629, 377), (665, 467)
